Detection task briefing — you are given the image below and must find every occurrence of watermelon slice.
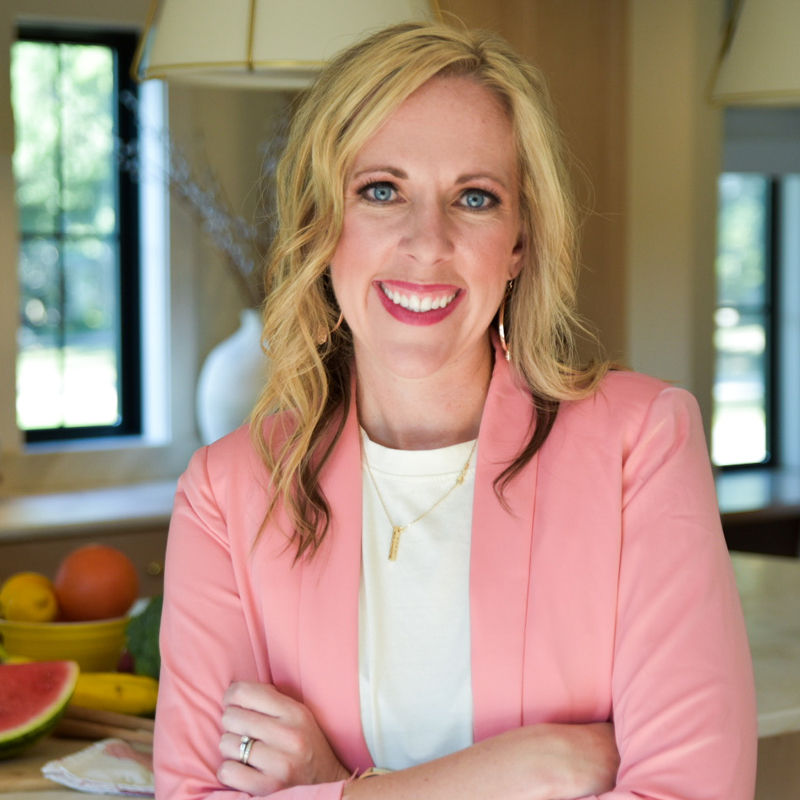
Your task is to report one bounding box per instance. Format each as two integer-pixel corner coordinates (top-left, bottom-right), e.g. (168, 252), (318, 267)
(0, 660), (79, 759)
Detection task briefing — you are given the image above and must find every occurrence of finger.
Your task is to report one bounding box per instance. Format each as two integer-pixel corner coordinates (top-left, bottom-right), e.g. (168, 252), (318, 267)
(218, 736), (301, 793)
(221, 713), (308, 760)
(220, 732), (260, 765)
(219, 732), (299, 770)
(222, 705), (286, 740)
(223, 681), (297, 716)
(217, 757), (289, 796)
(219, 732), (287, 767)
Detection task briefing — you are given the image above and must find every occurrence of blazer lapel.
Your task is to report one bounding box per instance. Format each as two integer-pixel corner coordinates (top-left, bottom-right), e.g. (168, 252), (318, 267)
(297, 395), (374, 771)
(471, 347), (538, 742)
(296, 344), (539, 759)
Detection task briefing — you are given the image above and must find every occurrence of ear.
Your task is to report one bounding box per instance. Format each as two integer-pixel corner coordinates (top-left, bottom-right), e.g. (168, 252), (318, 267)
(509, 233), (525, 279)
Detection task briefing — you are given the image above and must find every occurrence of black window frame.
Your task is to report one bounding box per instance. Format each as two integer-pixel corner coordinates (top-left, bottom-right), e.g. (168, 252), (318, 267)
(14, 25), (142, 443)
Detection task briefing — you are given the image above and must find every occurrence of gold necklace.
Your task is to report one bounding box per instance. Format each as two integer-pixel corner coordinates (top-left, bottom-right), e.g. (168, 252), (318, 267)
(361, 433), (478, 561)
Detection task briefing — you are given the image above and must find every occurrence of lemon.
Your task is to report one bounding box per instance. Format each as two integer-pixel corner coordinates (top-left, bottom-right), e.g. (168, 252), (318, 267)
(1, 571), (51, 594)
(0, 573), (59, 622)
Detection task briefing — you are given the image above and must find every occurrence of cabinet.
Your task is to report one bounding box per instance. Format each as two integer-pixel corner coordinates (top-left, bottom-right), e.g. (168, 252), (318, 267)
(717, 469), (800, 558)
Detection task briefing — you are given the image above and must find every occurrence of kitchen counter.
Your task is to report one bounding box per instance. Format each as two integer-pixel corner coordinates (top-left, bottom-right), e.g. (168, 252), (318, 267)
(0, 482), (176, 541)
(0, 738), (137, 799)
(733, 553), (800, 738)
(2, 551), (800, 797)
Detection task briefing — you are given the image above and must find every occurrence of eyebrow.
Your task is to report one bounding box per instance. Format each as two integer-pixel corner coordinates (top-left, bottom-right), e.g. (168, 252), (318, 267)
(456, 172), (510, 191)
(351, 166), (510, 191)
(351, 166), (408, 180)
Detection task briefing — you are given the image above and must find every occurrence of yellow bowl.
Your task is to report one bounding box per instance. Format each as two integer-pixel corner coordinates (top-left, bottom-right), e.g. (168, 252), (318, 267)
(0, 615), (130, 671)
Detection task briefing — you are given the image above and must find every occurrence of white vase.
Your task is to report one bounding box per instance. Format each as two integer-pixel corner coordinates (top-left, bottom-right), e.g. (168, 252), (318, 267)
(196, 309), (269, 444)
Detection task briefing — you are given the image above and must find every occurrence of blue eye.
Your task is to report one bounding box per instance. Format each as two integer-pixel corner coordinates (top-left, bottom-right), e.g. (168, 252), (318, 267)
(361, 182), (396, 203)
(461, 189), (498, 210)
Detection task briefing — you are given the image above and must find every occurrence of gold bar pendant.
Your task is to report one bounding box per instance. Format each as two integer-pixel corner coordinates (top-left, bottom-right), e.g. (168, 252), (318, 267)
(389, 526), (403, 561)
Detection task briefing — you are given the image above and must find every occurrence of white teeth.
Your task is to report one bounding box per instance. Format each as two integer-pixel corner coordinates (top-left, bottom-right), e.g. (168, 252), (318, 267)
(381, 283), (457, 313)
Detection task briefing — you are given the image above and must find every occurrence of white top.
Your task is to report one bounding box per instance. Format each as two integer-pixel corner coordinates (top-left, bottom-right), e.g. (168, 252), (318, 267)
(359, 431), (476, 770)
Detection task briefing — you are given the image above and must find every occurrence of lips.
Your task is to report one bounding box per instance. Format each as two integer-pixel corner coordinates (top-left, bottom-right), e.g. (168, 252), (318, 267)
(375, 280), (463, 325)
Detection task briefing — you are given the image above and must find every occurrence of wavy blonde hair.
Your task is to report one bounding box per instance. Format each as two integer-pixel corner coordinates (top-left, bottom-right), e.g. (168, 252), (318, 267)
(251, 22), (608, 559)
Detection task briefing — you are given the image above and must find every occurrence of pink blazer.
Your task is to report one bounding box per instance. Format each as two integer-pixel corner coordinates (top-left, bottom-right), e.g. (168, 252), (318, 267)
(154, 351), (757, 800)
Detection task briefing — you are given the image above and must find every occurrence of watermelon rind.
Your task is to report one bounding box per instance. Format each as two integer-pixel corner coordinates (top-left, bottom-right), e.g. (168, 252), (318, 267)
(0, 660), (79, 760)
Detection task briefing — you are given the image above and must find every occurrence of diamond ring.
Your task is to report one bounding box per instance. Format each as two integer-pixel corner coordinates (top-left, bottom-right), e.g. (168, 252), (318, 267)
(238, 735), (255, 765)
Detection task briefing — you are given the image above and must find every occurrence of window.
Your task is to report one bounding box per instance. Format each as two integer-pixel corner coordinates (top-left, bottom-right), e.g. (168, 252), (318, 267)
(712, 173), (774, 467)
(11, 27), (141, 442)
(713, 106), (800, 470)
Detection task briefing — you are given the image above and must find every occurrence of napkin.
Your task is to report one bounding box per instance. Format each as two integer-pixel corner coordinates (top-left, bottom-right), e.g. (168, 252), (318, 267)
(42, 738), (155, 796)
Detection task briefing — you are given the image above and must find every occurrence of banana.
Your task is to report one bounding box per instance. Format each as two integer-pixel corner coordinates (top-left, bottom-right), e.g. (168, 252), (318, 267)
(71, 672), (159, 716)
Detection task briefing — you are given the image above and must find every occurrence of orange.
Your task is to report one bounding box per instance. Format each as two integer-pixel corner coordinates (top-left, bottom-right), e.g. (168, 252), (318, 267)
(0, 574), (59, 622)
(54, 545), (139, 622)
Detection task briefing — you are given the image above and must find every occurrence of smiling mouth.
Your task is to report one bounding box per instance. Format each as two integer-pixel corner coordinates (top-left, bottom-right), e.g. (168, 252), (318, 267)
(379, 282), (459, 313)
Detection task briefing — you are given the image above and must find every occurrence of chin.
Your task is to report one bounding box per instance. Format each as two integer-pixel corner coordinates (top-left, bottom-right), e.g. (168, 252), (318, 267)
(370, 336), (490, 381)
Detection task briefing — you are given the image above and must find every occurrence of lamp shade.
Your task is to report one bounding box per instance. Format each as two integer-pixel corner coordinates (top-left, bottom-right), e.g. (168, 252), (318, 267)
(710, 0), (800, 106)
(134, 0), (441, 89)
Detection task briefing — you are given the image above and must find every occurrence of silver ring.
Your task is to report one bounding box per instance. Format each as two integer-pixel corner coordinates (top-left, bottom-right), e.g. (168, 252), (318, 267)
(238, 735), (255, 765)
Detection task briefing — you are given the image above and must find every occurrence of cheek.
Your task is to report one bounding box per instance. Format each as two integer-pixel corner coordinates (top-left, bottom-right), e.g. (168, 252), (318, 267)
(330, 216), (394, 287)
(329, 232), (367, 313)
(468, 227), (522, 278)
(330, 222), (366, 280)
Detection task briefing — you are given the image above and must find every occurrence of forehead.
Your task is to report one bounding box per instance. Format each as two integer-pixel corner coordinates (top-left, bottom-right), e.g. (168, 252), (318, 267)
(350, 75), (517, 174)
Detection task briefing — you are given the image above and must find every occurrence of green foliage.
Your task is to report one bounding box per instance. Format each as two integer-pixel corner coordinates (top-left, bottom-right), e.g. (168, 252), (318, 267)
(12, 39), (117, 342)
(126, 595), (163, 680)
(11, 41), (114, 237)
(716, 174), (768, 308)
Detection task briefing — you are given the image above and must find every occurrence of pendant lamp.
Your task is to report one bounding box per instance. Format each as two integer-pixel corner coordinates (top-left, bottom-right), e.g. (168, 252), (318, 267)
(710, 0), (800, 106)
(133, 0), (441, 89)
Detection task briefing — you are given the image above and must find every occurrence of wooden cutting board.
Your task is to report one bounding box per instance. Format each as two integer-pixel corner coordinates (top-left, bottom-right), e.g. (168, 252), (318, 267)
(0, 737), (88, 792)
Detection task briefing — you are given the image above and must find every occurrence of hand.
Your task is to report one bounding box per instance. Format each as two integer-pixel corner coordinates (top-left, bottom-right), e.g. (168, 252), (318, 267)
(543, 722), (619, 799)
(217, 681), (351, 795)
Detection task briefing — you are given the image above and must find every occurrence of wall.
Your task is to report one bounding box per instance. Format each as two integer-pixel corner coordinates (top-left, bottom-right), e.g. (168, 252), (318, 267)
(166, 86), (290, 364)
(626, 0), (723, 430)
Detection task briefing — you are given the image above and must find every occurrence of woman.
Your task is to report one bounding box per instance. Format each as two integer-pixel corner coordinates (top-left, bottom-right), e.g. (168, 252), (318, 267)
(154, 22), (757, 800)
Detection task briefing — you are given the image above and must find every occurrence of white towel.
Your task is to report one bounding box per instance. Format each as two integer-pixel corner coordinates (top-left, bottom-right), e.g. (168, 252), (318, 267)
(42, 738), (154, 796)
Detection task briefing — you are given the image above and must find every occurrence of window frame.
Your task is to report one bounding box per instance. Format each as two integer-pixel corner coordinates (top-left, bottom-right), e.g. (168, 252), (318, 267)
(14, 25), (142, 443)
(766, 178), (780, 467)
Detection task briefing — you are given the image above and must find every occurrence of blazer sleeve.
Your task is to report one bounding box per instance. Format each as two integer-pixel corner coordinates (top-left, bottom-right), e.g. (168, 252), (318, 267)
(153, 445), (348, 800)
(601, 386), (758, 799)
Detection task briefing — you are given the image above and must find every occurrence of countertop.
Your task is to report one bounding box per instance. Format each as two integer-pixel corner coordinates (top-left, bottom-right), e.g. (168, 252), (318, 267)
(0, 738), (140, 799)
(733, 552), (800, 738)
(0, 482), (176, 543)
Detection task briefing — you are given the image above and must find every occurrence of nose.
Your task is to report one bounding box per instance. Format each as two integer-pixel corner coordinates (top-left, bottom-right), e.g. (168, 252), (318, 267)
(401, 201), (453, 266)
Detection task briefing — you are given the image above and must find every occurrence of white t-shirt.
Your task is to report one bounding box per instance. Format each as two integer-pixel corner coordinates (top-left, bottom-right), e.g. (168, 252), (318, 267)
(359, 430), (476, 770)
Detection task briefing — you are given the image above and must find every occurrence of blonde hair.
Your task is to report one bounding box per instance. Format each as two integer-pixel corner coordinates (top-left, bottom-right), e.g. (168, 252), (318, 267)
(251, 21), (608, 559)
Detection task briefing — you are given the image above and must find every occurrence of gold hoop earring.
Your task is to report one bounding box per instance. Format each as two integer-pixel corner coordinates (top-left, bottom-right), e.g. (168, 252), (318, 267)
(317, 310), (344, 346)
(498, 280), (514, 361)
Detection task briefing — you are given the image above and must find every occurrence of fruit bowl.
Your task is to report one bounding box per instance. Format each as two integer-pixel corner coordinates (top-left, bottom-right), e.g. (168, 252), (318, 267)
(0, 615), (130, 671)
